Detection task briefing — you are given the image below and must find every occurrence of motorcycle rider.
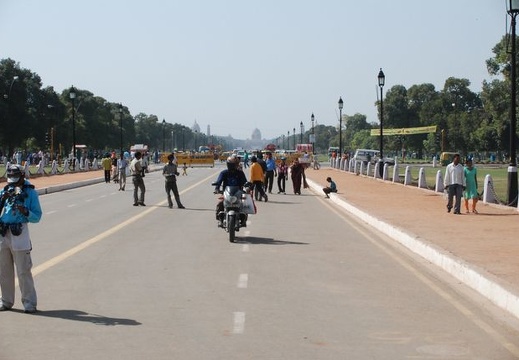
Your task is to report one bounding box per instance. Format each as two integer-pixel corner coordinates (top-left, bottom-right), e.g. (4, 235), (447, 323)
(213, 156), (248, 227)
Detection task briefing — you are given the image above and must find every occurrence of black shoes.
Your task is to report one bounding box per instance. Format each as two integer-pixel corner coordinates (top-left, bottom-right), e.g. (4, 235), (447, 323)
(0, 305), (11, 311)
(24, 308), (37, 314)
(178, 205), (185, 209)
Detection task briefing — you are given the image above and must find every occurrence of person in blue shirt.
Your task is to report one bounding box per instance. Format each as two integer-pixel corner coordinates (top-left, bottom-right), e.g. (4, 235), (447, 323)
(264, 152), (277, 194)
(0, 164), (42, 314)
(213, 156), (248, 226)
(323, 177), (338, 198)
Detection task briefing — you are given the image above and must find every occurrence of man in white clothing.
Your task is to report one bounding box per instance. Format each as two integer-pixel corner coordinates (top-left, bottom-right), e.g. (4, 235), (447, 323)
(444, 153), (465, 214)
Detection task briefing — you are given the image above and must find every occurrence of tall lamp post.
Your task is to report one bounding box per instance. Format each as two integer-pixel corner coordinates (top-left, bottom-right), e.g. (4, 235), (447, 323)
(3, 76), (18, 99)
(119, 104), (123, 156)
(311, 113), (315, 154)
(293, 128), (296, 150)
(300, 121), (304, 144)
(287, 131), (290, 151)
(378, 68), (386, 177)
(69, 86), (77, 171)
(162, 119), (166, 154)
(508, 0), (519, 206)
(338, 97), (343, 157)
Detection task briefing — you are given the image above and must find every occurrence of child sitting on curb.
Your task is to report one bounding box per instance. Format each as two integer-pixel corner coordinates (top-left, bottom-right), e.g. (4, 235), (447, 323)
(323, 177), (337, 198)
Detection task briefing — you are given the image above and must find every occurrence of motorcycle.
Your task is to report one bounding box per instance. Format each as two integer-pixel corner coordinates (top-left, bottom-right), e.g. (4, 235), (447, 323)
(213, 182), (254, 243)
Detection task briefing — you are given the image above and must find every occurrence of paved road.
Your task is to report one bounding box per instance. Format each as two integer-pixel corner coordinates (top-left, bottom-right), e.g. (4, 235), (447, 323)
(0, 166), (517, 359)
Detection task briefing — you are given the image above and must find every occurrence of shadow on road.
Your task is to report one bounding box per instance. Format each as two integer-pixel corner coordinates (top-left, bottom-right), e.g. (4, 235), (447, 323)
(240, 236), (309, 245)
(35, 309), (141, 326)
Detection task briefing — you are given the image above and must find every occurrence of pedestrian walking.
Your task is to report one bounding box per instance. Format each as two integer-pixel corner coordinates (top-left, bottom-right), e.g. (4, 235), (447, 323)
(101, 154), (112, 183)
(444, 153), (465, 214)
(117, 153), (128, 191)
(463, 157), (479, 214)
(250, 155), (268, 202)
(0, 164), (42, 314)
(182, 162), (188, 176)
(130, 151), (146, 206)
(264, 152), (277, 194)
(290, 158), (307, 195)
(277, 157), (288, 194)
(163, 154), (185, 209)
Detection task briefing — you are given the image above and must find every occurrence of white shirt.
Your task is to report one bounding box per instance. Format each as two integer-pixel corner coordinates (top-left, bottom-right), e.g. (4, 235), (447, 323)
(444, 162), (465, 187)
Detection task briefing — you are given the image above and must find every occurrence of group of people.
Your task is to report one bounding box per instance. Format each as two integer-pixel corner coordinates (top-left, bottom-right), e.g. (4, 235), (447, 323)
(444, 153), (479, 214)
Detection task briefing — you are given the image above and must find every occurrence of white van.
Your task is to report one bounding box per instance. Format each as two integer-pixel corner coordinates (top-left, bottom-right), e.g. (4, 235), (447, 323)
(353, 148), (395, 165)
(353, 149), (379, 164)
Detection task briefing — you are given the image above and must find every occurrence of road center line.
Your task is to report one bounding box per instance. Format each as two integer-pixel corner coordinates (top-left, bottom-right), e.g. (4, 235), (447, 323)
(31, 173), (217, 278)
(233, 312), (245, 334)
(237, 273), (248, 289)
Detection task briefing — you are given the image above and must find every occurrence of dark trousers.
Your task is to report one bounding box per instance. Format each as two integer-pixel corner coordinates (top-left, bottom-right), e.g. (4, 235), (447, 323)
(277, 174), (286, 193)
(165, 180), (183, 207)
(265, 170), (275, 193)
(132, 176), (145, 204)
(252, 181), (267, 200)
(447, 184), (463, 213)
(104, 170), (111, 183)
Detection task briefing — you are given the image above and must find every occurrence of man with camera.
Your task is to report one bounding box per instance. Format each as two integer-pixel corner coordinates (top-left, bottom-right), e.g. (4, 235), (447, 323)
(0, 164), (42, 314)
(130, 151), (146, 206)
(162, 153), (185, 209)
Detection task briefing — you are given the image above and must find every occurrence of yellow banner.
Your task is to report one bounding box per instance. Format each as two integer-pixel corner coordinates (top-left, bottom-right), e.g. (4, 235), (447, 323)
(370, 125), (437, 136)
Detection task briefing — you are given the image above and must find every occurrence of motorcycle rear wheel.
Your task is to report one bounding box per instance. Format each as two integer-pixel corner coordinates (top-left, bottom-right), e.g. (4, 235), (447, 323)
(228, 215), (236, 243)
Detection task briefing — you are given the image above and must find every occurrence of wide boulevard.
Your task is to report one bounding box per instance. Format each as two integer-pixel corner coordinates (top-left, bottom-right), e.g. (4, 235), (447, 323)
(1, 164), (518, 359)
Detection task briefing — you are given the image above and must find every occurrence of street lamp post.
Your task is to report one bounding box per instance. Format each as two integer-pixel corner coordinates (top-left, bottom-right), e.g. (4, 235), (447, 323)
(182, 128), (185, 151)
(119, 104), (123, 156)
(287, 131), (290, 150)
(338, 97), (343, 158)
(378, 68), (386, 177)
(162, 119), (166, 154)
(293, 128), (296, 150)
(300, 121), (303, 144)
(69, 86), (77, 171)
(508, 0), (519, 206)
(311, 113), (315, 154)
(3, 76), (18, 99)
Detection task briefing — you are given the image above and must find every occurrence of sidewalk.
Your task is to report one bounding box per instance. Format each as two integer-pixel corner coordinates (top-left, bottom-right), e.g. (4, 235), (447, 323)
(305, 166), (519, 320)
(23, 166), (519, 320)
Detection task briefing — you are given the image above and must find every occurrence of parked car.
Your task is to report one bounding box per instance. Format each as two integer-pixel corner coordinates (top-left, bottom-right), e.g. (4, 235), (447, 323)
(353, 148), (395, 165)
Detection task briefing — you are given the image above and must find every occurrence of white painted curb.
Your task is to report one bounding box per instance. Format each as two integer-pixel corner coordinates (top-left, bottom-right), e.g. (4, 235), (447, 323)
(307, 178), (519, 320)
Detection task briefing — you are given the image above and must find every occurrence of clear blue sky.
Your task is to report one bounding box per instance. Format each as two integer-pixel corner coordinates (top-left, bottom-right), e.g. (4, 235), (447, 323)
(0, 0), (506, 141)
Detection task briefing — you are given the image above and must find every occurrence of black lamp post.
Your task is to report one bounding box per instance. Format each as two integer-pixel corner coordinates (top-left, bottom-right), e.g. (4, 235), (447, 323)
(287, 131), (290, 150)
(4, 76), (18, 99)
(69, 86), (77, 171)
(378, 68), (385, 177)
(338, 97), (343, 158)
(282, 134), (285, 149)
(300, 121), (304, 144)
(508, 0), (519, 206)
(293, 128), (296, 150)
(119, 104), (123, 156)
(162, 119), (166, 154)
(311, 113), (315, 154)
(182, 128), (185, 151)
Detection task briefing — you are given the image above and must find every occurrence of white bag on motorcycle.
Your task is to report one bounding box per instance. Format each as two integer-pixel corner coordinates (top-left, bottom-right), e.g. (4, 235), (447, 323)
(242, 193), (257, 214)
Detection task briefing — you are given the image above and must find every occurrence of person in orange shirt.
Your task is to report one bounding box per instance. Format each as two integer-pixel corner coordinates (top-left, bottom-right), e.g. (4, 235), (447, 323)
(249, 156), (268, 202)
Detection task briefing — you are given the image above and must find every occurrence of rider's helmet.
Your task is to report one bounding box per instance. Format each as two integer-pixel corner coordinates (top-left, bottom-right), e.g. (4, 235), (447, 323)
(226, 156), (239, 171)
(7, 164), (24, 184)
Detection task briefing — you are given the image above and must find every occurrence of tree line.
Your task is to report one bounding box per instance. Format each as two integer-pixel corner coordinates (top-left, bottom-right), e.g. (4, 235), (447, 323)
(289, 36), (516, 161)
(1, 35), (517, 160)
